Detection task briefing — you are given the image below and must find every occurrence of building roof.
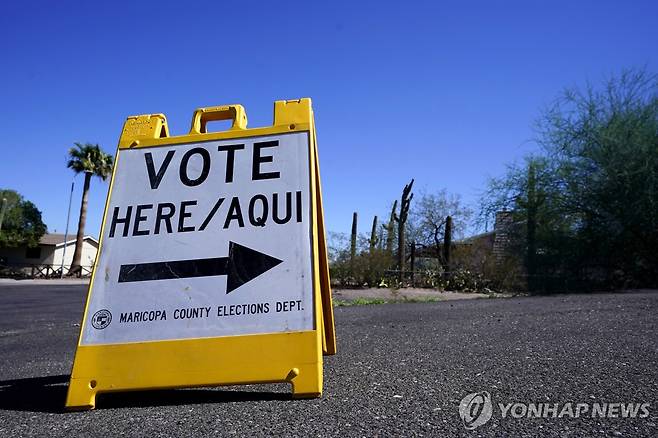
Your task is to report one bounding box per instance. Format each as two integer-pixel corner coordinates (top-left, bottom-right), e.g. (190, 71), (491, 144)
(39, 234), (99, 247)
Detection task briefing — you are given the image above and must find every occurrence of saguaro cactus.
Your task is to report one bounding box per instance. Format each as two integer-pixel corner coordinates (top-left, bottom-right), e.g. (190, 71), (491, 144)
(350, 212), (358, 263)
(0, 198), (8, 232)
(384, 200), (397, 255)
(526, 162), (538, 291)
(443, 215), (452, 278)
(395, 179), (414, 283)
(369, 216), (378, 253)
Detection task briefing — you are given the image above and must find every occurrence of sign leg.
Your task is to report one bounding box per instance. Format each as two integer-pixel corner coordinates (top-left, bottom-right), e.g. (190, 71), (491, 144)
(288, 364), (322, 398)
(65, 377), (97, 410)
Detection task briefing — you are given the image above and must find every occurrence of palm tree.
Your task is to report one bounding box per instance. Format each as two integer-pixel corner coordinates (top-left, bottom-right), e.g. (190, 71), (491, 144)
(67, 143), (113, 276)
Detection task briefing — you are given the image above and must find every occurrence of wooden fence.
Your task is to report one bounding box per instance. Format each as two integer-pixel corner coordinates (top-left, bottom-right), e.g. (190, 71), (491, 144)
(0, 263), (94, 279)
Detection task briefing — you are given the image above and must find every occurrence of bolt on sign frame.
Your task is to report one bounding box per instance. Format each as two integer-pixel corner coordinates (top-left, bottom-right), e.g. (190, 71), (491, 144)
(66, 98), (336, 410)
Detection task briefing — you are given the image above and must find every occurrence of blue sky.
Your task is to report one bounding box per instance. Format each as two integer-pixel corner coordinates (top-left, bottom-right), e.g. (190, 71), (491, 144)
(1, 0), (656, 239)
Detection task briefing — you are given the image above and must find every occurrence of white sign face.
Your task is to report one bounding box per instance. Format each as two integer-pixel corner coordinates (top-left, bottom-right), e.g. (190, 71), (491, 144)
(81, 132), (314, 345)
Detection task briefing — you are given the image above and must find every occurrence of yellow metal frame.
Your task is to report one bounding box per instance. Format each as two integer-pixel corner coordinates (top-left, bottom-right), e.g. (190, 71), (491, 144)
(66, 98), (335, 410)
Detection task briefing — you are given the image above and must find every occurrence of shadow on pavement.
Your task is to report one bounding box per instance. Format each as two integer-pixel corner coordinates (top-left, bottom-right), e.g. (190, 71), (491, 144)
(0, 374), (291, 413)
(0, 374), (69, 413)
(98, 388), (291, 409)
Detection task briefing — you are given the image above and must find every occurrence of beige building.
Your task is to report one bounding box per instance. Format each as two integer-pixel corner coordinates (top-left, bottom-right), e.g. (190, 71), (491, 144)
(0, 233), (98, 275)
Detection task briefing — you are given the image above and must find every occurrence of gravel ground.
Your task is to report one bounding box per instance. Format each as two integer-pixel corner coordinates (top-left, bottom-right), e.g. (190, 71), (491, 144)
(0, 284), (656, 437)
(333, 287), (493, 302)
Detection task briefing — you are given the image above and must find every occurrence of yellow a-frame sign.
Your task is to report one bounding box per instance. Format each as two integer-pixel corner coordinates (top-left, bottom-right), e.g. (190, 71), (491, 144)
(66, 98), (336, 410)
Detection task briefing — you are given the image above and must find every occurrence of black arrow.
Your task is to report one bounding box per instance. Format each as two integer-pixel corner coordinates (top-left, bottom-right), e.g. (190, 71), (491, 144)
(117, 241), (283, 293)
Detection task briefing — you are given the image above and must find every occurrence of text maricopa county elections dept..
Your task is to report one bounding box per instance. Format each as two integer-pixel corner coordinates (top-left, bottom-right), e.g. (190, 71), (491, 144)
(107, 139), (305, 239)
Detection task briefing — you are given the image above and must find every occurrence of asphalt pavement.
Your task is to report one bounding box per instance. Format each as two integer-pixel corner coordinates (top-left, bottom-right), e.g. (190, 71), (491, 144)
(0, 283), (656, 437)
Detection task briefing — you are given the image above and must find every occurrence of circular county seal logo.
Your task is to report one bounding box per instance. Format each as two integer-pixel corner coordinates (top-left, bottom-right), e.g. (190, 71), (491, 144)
(91, 309), (112, 329)
(459, 391), (493, 430)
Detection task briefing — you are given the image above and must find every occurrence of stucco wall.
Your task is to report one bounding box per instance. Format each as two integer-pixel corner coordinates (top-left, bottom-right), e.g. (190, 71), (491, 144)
(0, 246), (55, 265)
(0, 239), (97, 268)
(52, 240), (98, 268)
